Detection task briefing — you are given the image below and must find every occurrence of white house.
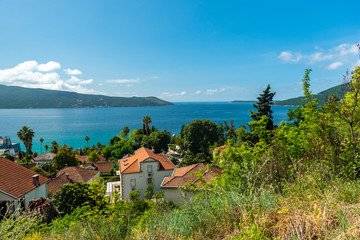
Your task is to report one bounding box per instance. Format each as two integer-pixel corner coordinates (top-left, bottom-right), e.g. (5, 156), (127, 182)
(107, 148), (176, 201)
(0, 157), (49, 215)
(161, 163), (224, 203)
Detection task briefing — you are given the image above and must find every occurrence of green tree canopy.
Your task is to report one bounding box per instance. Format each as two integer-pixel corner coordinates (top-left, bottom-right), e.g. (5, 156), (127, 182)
(88, 151), (100, 162)
(182, 119), (219, 155)
(101, 138), (134, 159)
(142, 130), (171, 154)
(52, 145), (79, 169)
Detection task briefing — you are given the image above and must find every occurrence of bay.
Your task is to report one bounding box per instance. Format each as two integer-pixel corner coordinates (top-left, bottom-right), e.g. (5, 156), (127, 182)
(0, 102), (294, 153)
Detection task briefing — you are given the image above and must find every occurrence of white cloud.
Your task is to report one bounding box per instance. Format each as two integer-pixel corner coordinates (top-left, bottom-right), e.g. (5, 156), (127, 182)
(309, 52), (333, 64)
(37, 61), (61, 72)
(206, 88), (225, 95)
(335, 43), (358, 57)
(106, 78), (140, 84)
(160, 91), (187, 98)
(326, 61), (344, 70)
(0, 60), (96, 94)
(195, 90), (201, 94)
(279, 42), (359, 69)
(64, 68), (82, 75)
(278, 51), (302, 62)
(66, 76), (93, 85)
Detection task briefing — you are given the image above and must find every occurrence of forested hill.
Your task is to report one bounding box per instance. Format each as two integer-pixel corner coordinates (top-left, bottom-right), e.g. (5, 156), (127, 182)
(275, 83), (349, 106)
(0, 84), (173, 108)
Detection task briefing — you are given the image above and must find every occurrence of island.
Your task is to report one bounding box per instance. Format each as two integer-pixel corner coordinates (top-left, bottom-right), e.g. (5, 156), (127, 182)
(0, 84), (173, 108)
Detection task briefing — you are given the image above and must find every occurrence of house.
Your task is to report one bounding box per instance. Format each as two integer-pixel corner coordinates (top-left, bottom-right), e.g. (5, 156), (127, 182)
(76, 154), (106, 163)
(34, 152), (56, 166)
(76, 155), (113, 173)
(0, 157), (49, 214)
(161, 163), (224, 203)
(84, 161), (114, 173)
(47, 166), (100, 197)
(107, 147), (175, 201)
(0, 136), (21, 156)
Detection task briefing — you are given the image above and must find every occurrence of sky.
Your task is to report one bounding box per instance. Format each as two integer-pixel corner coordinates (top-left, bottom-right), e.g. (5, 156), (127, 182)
(0, 0), (360, 102)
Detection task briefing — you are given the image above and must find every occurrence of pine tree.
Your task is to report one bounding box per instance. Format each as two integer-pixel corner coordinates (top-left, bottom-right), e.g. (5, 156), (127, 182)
(250, 85), (276, 130)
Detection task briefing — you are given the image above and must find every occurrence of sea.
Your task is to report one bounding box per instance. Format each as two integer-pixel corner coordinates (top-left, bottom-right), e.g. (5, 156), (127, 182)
(0, 102), (295, 153)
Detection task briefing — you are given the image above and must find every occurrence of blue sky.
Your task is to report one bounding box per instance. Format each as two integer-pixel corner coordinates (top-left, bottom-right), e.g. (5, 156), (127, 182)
(0, 0), (359, 101)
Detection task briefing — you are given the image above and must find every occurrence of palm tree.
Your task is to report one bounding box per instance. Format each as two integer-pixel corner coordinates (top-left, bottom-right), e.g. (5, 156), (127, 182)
(121, 126), (130, 138)
(17, 126), (35, 156)
(40, 137), (44, 154)
(85, 136), (90, 148)
(142, 116), (152, 136)
(44, 144), (49, 152)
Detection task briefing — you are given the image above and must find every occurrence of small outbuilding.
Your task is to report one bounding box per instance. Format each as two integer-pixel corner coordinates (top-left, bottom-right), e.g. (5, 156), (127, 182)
(161, 163), (224, 203)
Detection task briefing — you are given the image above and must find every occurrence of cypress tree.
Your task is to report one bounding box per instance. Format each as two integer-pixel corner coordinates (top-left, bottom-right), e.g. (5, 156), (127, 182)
(251, 84), (276, 130)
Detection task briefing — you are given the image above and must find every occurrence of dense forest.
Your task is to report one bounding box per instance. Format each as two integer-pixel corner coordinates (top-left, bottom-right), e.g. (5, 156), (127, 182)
(2, 67), (360, 239)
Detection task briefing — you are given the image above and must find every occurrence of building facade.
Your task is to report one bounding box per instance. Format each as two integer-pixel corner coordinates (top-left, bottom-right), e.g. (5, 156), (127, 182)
(107, 148), (175, 201)
(0, 136), (21, 156)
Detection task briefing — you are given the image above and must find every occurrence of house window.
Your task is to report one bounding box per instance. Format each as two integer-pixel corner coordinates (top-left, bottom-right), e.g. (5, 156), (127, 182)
(130, 179), (136, 187)
(147, 178), (153, 184)
(147, 165), (153, 173)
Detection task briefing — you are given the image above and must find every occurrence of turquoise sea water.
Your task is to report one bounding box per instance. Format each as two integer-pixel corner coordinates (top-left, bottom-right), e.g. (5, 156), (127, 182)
(0, 102), (294, 153)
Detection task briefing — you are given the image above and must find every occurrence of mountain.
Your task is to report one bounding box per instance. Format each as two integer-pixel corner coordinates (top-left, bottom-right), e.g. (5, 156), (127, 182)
(275, 83), (349, 106)
(0, 85), (173, 108)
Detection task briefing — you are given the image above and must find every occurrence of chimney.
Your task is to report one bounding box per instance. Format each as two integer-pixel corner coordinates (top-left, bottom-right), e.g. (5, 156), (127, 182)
(32, 175), (39, 187)
(66, 173), (69, 181)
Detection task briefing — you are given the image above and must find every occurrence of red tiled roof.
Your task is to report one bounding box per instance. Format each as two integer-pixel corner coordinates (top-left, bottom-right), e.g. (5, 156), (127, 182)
(19, 163), (37, 169)
(76, 155), (106, 163)
(161, 163), (224, 188)
(56, 166), (99, 182)
(119, 148), (175, 174)
(0, 157), (49, 198)
(47, 166), (99, 195)
(84, 161), (113, 173)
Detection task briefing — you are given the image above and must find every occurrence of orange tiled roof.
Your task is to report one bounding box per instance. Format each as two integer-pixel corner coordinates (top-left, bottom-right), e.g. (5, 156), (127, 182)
(119, 148), (175, 174)
(161, 163), (224, 188)
(0, 157), (49, 198)
(47, 166), (99, 195)
(213, 145), (227, 153)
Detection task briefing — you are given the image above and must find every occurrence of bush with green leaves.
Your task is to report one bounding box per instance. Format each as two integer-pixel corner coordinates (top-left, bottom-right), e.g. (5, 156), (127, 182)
(53, 181), (105, 216)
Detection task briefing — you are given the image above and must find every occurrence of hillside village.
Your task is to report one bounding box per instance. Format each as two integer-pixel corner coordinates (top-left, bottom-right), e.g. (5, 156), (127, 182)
(3, 67), (360, 239)
(0, 144), (222, 210)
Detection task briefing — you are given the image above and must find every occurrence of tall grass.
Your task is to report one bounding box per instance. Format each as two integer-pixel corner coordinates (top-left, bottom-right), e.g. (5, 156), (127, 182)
(0, 203), (40, 240)
(134, 188), (277, 239)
